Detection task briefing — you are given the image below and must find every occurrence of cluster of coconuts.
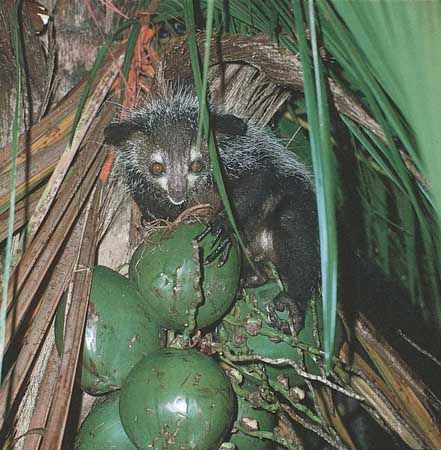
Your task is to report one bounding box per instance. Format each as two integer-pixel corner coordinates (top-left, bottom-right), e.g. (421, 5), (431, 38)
(56, 222), (286, 450)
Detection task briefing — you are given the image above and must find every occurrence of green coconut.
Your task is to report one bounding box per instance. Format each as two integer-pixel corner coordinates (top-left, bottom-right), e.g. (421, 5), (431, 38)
(119, 348), (236, 450)
(55, 265), (164, 395)
(75, 391), (137, 450)
(129, 222), (241, 332)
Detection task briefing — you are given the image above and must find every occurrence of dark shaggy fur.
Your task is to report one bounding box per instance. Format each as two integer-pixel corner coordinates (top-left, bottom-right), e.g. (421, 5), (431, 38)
(104, 85), (320, 330)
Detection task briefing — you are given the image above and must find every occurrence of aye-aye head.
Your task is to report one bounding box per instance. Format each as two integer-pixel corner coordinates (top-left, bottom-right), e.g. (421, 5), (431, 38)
(104, 86), (247, 219)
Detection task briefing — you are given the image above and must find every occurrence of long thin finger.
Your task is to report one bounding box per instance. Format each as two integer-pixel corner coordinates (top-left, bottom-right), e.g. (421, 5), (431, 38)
(217, 240), (232, 267)
(210, 227), (224, 249)
(195, 225), (212, 242)
(205, 237), (229, 265)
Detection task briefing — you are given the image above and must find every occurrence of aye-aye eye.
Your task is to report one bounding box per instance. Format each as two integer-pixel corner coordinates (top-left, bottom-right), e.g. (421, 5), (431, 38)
(150, 162), (165, 175)
(190, 159), (204, 173)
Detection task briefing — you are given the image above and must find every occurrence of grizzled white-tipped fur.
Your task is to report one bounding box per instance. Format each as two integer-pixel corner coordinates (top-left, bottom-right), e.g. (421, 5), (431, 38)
(218, 124), (313, 185)
(122, 82), (200, 131)
(111, 82), (313, 192)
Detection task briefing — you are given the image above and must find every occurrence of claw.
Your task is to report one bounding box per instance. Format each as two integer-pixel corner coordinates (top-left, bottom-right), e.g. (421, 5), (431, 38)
(210, 226), (225, 249)
(195, 225), (212, 243)
(266, 303), (291, 334)
(269, 293), (305, 335)
(195, 219), (232, 266)
(216, 239), (232, 267)
(205, 236), (231, 265)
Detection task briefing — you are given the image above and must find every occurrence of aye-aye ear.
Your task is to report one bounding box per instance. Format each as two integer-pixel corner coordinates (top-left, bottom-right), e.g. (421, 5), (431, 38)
(212, 114), (248, 136)
(104, 122), (142, 146)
